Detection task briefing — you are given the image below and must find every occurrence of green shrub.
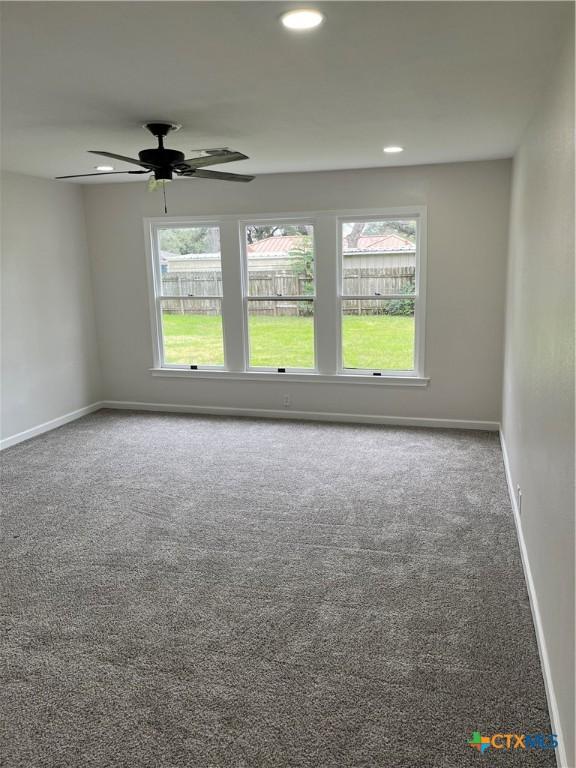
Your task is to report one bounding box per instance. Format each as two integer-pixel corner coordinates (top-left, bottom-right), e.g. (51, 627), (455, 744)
(385, 281), (415, 316)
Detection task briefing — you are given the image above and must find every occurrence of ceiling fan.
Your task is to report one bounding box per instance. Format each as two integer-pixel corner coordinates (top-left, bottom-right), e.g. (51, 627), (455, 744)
(55, 121), (255, 185)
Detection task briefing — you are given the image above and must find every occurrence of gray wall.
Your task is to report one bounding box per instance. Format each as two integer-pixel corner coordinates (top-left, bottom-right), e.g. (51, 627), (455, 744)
(502, 28), (575, 767)
(1, 172), (102, 440)
(83, 159), (511, 423)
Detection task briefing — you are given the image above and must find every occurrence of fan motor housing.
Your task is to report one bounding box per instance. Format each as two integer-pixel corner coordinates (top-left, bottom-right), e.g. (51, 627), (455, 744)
(139, 148), (185, 166)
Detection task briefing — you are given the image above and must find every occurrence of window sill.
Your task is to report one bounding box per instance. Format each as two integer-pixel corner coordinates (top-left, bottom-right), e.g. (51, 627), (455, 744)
(149, 368), (430, 387)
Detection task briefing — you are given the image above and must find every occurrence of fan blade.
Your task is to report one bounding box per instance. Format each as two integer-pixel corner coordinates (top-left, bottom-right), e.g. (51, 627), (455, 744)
(189, 147), (228, 154)
(175, 150), (249, 170)
(181, 168), (255, 183)
(88, 151), (158, 169)
(55, 170), (148, 179)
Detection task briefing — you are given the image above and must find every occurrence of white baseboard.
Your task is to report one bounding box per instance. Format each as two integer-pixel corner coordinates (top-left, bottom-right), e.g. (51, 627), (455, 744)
(0, 398), (501, 451)
(500, 431), (567, 768)
(0, 402), (104, 451)
(100, 400), (499, 431)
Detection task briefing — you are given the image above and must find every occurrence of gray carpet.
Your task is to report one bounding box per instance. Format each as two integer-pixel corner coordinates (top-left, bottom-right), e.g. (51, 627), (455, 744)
(1, 410), (554, 767)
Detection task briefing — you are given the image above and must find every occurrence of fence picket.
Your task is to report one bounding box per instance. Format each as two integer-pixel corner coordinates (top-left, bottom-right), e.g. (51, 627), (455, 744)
(160, 267), (415, 314)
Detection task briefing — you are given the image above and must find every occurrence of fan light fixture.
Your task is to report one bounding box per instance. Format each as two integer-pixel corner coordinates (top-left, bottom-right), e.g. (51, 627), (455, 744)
(281, 9), (324, 30)
(383, 146), (404, 154)
(95, 165), (114, 171)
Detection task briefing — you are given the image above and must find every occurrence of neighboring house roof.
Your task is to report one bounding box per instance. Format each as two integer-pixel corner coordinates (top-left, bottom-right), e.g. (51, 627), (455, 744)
(245, 233), (415, 255)
(344, 234), (415, 253)
(161, 233), (416, 263)
(247, 235), (305, 254)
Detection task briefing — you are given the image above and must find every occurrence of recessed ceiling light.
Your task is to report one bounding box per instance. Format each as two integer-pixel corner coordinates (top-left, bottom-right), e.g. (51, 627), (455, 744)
(383, 146), (404, 154)
(280, 9), (324, 30)
(95, 165), (114, 171)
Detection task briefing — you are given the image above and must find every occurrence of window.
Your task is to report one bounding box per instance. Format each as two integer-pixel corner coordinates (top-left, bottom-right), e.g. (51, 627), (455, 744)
(153, 225), (224, 368)
(244, 222), (315, 371)
(340, 218), (417, 373)
(146, 208), (427, 383)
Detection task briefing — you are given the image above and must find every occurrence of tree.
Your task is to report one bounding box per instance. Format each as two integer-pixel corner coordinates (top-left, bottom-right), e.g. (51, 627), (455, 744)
(159, 227), (217, 254)
(345, 222), (365, 249)
(362, 220), (416, 241)
(343, 220), (416, 248)
(288, 236), (314, 316)
(246, 224), (311, 244)
(246, 225), (281, 244)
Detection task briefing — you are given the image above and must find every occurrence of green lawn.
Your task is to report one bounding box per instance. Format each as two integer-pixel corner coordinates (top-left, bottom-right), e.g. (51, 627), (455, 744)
(162, 313), (414, 370)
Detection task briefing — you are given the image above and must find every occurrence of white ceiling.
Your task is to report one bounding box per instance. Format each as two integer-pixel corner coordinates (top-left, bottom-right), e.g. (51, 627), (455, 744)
(1, 1), (571, 182)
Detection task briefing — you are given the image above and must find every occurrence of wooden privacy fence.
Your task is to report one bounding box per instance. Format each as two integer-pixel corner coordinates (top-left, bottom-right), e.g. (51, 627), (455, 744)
(161, 267), (415, 315)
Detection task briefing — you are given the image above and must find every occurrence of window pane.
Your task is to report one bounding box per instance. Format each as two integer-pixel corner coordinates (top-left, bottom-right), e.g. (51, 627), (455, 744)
(341, 219), (416, 296)
(245, 223), (315, 297)
(342, 299), (415, 371)
(158, 226), (222, 297)
(247, 300), (314, 369)
(161, 298), (224, 366)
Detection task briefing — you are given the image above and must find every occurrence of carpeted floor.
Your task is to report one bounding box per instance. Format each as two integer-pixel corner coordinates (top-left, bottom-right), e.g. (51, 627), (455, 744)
(1, 410), (555, 767)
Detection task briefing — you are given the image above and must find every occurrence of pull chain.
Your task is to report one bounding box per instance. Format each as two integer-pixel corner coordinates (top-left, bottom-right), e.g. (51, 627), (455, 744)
(163, 180), (168, 214)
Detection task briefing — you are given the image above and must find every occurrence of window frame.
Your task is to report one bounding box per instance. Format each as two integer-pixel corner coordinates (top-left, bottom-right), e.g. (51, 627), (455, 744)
(337, 214), (423, 376)
(144, 207), (428, 385)
(240, 218), (318, 373)
(146, 220), (228, 370)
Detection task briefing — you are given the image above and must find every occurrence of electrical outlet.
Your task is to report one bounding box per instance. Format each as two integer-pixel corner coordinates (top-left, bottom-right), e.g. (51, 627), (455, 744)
(517, 485), (523, 515)
(283, 394), (291, 408)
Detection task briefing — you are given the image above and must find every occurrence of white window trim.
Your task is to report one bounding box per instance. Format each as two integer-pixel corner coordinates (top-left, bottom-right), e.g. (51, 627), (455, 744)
(336, 212), (427, 377)
(144, 218), (228, 371)
(143, 206), (428, 385)
(240, 217), (318, 373)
